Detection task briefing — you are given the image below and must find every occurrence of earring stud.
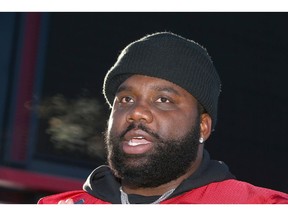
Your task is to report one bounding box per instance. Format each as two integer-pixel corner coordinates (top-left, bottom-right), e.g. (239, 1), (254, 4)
(199, 137), (204, 143)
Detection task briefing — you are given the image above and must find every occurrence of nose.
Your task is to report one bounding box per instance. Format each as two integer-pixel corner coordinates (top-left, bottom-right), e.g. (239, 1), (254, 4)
(126, 102), (153, 124)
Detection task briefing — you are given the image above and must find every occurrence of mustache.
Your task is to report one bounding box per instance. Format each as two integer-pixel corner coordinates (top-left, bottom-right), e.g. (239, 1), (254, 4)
(119, 123), (161, 140)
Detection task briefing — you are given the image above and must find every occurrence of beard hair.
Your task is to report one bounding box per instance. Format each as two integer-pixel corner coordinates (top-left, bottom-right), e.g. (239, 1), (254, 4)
(104, 116), (201, 188)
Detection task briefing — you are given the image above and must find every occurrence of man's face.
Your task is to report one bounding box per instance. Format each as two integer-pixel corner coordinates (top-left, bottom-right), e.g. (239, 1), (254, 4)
(105, 75), (202, 188)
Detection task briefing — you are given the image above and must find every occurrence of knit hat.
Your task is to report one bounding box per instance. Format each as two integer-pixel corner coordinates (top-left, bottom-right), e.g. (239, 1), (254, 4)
(103, 32), (221, 130)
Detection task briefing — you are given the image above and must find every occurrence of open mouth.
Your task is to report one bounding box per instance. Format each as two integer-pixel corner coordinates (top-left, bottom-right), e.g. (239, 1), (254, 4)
(128, 137), (151, 146)
(123, 133), (153, 154)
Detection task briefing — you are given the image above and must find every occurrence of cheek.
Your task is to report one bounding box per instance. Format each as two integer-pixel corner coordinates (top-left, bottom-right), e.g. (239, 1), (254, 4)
(156, 112), (196, 138)
(107, 109), (126, 135)
(107, 116), (113, 134)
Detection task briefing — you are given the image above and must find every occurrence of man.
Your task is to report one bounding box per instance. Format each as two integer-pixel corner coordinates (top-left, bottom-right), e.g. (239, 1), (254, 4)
(38, 32), (288, 204)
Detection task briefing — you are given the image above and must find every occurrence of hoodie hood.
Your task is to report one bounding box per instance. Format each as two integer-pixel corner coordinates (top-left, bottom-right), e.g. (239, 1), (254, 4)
(83, 149), (235, 204)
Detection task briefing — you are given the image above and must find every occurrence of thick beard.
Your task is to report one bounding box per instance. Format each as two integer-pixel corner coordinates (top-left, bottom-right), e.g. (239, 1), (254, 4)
(105, 117), (201, 188)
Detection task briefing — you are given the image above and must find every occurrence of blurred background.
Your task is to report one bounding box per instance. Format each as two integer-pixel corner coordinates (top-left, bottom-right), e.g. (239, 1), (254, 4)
(0, 12), (287, 203)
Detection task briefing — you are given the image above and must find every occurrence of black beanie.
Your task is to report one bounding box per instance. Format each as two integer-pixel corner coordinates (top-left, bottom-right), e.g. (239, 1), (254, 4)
(103, 32), (221, 130)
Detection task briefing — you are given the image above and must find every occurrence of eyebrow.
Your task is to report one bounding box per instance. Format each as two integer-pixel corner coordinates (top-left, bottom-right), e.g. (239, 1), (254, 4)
(116, 85), (132, 94)
(116, 84), (181, 96)
(151, 86), (181, 96)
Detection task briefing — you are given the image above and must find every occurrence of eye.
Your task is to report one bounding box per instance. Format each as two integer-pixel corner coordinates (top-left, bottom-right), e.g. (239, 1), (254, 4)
(155, 97), (171, 103)
(120, 96), (134, 104)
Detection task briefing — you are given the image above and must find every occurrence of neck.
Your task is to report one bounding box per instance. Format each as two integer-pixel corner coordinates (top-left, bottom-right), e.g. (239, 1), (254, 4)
(121, 146), (203, 196)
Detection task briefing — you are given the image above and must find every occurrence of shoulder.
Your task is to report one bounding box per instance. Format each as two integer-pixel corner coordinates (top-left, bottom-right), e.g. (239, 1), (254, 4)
(165, 179), (288, 204)
(208, 179), (288, 203)
(37, 190), (110, 204)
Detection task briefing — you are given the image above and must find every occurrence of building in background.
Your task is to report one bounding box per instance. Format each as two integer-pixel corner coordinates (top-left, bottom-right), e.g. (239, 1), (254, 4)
(0, 12), (107, 203)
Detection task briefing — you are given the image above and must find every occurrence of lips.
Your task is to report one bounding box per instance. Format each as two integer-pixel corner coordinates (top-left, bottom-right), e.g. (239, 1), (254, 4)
(122, 129), (153, 154)
(128, 137), (151, 146)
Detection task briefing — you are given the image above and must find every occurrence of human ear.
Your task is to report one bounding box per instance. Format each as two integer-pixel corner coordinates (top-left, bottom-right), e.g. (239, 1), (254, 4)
(199, 113), (212, 143)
